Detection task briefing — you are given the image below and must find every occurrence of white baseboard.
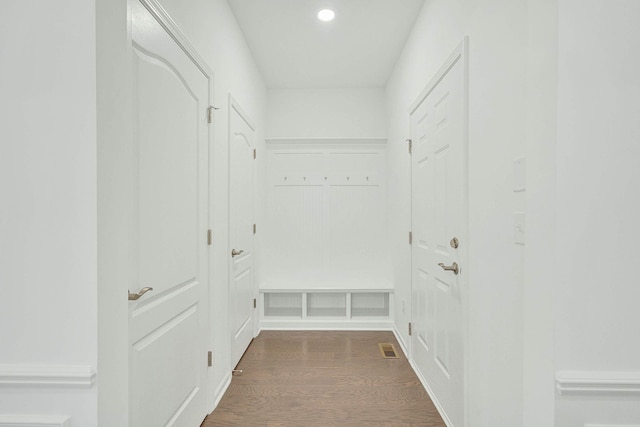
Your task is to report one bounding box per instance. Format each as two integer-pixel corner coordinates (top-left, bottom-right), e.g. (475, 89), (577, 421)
(407, 357), (453, 427)
(212, 372), (232, 411)
(392, 325), (409, 358)
(392, 326), (453, 427)
(0, 365), (95, 387)
(556, 371), (640, 395)
(0, 415), (70, 427)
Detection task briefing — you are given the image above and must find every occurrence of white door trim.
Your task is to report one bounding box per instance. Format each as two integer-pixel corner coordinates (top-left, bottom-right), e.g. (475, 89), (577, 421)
(137, 0), (214, 78)
(408, 36), (470, 426)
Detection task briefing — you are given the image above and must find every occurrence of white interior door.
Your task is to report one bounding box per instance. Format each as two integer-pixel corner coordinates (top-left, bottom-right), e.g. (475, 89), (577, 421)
(228, 96), (257, 368)
(129, 2), (210, 426)
(410, 44), (466, 427)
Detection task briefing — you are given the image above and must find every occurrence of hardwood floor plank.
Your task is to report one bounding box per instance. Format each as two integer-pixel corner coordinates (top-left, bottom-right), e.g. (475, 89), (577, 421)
(202, 331), (445, 427)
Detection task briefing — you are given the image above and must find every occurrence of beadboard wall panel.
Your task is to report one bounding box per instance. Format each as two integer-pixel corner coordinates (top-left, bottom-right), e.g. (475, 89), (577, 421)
(262, 140), (390, 290)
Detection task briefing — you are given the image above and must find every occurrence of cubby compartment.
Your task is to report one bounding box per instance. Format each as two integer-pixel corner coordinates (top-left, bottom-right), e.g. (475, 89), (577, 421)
(260, 286), (393, 329)
(307, 292), (347, 318)
(351, 292), (389, 318)
(263, 292), (303, 317)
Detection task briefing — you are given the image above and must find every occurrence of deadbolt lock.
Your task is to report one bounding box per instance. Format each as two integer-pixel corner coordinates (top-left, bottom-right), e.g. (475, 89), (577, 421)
(450, 237), (459, 249)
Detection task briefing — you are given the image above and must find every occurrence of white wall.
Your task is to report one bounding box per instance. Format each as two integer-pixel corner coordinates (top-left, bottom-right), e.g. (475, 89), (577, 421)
(386, 0), (528, 425)
(267, 88), (387, 138)
(522, 0), (558, 425)
(96, 0), (131, 424)
(555, 0), (640, 425)
(0, 1), (98, 425)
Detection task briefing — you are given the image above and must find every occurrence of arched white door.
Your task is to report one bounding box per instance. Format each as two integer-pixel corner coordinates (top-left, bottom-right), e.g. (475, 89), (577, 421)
(128, 1), (211, 425)
(228, 96), (257, 369)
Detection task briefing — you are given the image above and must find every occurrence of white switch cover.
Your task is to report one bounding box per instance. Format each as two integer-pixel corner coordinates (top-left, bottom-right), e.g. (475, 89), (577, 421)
(513, 156), (526, 192)
(514, 212), (525, 245)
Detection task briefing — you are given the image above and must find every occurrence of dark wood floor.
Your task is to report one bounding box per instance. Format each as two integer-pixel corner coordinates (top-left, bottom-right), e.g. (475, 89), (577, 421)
(202, 331), (445, 427)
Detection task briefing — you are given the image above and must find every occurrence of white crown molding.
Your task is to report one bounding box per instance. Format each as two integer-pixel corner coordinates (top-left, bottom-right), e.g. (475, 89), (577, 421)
(556, 371), (640, 395)
(0, 415), (70, 427)
(0, 365), (96, 387)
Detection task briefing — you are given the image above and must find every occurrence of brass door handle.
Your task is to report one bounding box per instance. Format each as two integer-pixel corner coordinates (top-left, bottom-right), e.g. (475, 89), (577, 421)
(231, 249), (244, 257)
(438, 262), (459, 275)
(128, 287), (153, 301)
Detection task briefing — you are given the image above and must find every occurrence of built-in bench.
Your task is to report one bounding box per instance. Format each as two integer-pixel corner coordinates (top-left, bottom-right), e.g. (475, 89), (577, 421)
(259, 280), (394, 330)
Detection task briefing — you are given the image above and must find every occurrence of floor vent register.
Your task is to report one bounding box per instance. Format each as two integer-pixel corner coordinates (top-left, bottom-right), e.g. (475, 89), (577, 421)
(378, 343), (399, 359)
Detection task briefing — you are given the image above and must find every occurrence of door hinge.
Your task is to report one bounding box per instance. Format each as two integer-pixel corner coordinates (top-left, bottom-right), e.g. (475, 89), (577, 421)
(208, 350), (213, 367)
(408, 322), (412, 336)
(253, 148), (256, 159)
(253, 298), (257, 309)
(253, 223), (256, 234)
(207, 229), (212, 245)
(409, 231), (413, 245)
(407, 138), (412, 154)
(207, 105), (219, 124)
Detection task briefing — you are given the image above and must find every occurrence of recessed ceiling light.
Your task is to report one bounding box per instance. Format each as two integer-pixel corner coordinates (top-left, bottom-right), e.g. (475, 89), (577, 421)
(317, 9), (335, 22)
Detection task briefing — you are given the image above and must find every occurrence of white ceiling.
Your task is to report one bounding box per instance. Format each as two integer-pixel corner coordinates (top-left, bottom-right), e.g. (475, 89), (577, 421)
(227, 0), (425, 89)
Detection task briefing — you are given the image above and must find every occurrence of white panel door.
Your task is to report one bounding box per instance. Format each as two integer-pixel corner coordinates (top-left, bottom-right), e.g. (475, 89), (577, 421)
(229, 97), (257, 368)
(410, 46), (466, 426)
(129, 2), (210, 426)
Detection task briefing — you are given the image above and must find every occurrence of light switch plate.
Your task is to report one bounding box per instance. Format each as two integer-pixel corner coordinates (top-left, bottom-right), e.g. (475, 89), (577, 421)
(513, 156), (526, 192)
(514, 212), (525, 245)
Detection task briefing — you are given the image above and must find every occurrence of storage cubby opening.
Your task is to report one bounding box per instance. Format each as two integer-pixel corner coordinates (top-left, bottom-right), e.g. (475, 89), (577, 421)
(264, 292), (303, 317)
(351, 292), (390, 318)
(306, 292), (347, 318)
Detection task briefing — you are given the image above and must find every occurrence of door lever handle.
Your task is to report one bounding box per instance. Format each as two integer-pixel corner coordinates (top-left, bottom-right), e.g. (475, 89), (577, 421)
(128, 287), (153, 301)
(231, 249), (244, 258)
(438, 262), (460, 275)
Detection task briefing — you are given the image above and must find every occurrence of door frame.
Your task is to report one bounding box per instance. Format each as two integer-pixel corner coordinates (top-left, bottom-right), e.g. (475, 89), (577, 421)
(227, 94), (258, 365)
(408, 36), (470, 425)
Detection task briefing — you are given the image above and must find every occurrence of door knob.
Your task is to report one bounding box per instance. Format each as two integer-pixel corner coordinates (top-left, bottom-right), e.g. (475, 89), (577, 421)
(128, 287), (153, 301)
(231, 249), (244, 257)
(438, 262), (459, 275)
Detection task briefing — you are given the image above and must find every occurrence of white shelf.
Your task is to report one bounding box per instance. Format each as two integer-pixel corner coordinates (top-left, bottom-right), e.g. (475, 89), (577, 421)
(260, 288), (393, 329)
(259, 279), (393, 292)
(265, 137), (387, 148)
(351, 292), (390, 318)
(307, 293), (347, 318)
(263, 293), (302, 318)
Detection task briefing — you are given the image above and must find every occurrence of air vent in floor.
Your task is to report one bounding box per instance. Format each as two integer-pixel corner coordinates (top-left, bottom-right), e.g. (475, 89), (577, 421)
(378, 343), (399, 359)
